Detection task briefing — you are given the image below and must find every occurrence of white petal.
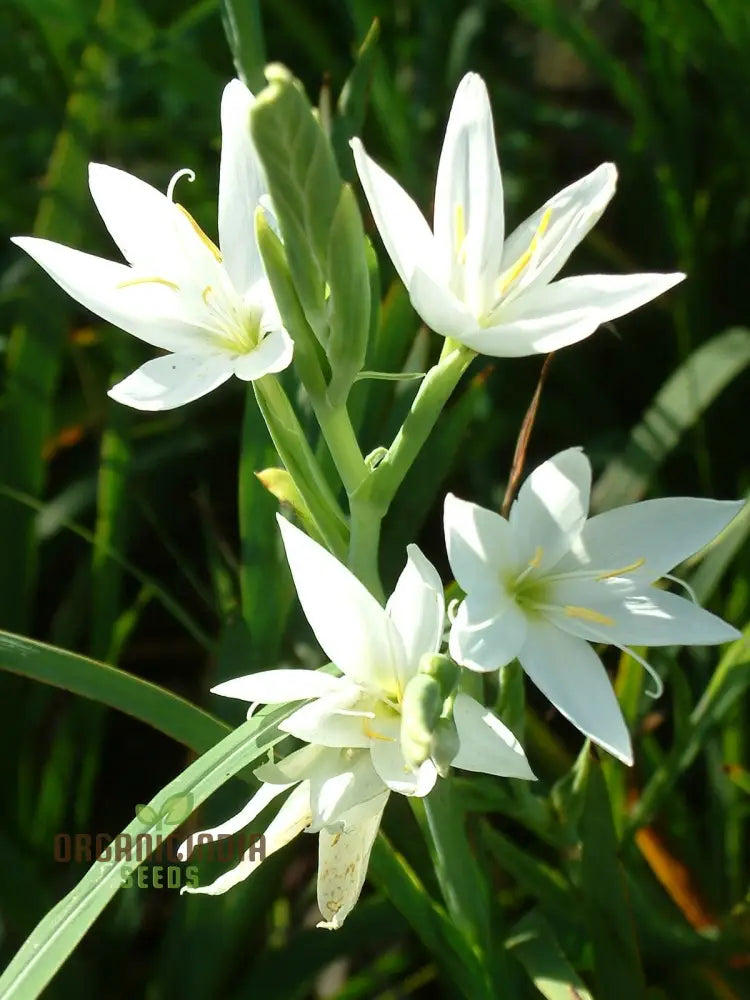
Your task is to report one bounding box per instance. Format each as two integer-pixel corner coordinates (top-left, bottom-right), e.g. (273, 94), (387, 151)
(212, 669), (346, 704)
(307, 749), (386, 832)
(177, 779), (292, 860)
(277, 515), (404, 695)
(254, 743), (326, 785)
(279, 689), (373, 748)
(449, 593), (527, 671)
(182, 782), (311, 896)
(500, 162), (617, 296)
(452, 693), (535, 779)
(433, 72), (504, 312)
(88, 163), (223, 281)
(510, 447), (591, 571)
(232, 327), (293, 380)
(317, 795), (386, 929)
(444, 493), (517, 593)
(219, 79), (266, 291)
(350, 138), (436, 288)
(518, 619), (632, 764)
(463, 272), (685, 357)
(560, 497), (745, 583)
(12, 237), (218, 354)
(386, 545), (445, 688)
(369, 715), (438, 796)
(553, 586), (740, 648)
(409, 266), (477, 339)
(107, 353), (233, 411)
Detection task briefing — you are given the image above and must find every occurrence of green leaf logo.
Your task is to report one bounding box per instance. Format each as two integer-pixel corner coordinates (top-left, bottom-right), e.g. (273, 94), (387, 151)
(135, 804), (159, 824)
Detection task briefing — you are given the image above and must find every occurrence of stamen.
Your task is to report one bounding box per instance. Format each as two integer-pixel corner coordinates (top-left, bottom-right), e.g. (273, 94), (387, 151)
(574, 621), (665, 699)
(529, 546), (544, 568)
(167, 167), (195, 202)
(564, 605), (615, 627)
(116, 275), (179, 291)
(496, 207), (552, 297)
(596, 557), (646, 581)
(176, 204), (223, 262)
(363, 721), (395, 743)
(454, 204), (467, 263)
(201, 285), (213, 305)
(663, 572), (699, 605)
(447, 598), (461, 624)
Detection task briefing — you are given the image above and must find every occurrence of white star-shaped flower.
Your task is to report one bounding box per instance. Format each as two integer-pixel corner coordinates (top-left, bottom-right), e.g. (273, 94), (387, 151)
(12, 80), (292, 410)
(351, 72), (684, 358)
(445, 447), (743, 764)
(179, 515), (534, 928)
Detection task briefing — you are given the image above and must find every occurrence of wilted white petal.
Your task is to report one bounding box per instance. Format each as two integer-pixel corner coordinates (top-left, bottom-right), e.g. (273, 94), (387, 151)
(509, 447), (591, 571)
(307, 750), (386, 832)
(177, 779), (292, 861)
(449, 593), (527, 671)
(433, 72), (504, 311)
(107, 353), (234, 411)
(386, 544), (445, 687)
(317, 795), (386, 929)
(452, 693), (535, 779)
(277, 515), (404, 694)
(218, 79), (266, 291)
(518, 618), (632, 765)
(444, 493), (516, 593)
(212, 669), (346, 705)
(560, 497), (745, 583)
(182, 783), (311, 896)
(350, 138), (435, 289)
(232, 327), (293, 380)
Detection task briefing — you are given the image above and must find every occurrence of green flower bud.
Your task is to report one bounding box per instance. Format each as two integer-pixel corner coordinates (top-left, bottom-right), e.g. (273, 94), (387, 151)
(430, 717), (460, 777)
(400, 674), (443, 770)
(417, 652), (460, 702)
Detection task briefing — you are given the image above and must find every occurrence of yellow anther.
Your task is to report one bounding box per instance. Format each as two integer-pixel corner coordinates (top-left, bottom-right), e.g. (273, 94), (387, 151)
(176, 204), (223, 262)
(496, 207), (553, 297)
(116, 275), (179, 292)
(454, 203), (467, 263)
(564, 606), (615, 626)
(595, 557), (646, 581)
(363, 720), (395, 743)
(201, 285), (213, 305)
(529, 546), (544, 568)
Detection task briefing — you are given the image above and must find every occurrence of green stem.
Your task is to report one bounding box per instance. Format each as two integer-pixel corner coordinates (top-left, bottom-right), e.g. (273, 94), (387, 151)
(367, 339), (475, 515)
(315, 401), (368, 496)
(253, 376), (348, 561)
(348, 498), (384, 601)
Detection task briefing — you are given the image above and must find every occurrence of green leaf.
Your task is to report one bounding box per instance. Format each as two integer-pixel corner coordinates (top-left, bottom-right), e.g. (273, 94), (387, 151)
(326, 183), (371, 405)
(220, 0), (266, 92)
(331, 17), (381, 178)
(579, 761), (645, 999)
(0, 705), (292, 1000)
(508, 909), (594, 1000)
(250, 66), (342, 340)
(592, 327), (750, 510)
(0, 630), (229, 753)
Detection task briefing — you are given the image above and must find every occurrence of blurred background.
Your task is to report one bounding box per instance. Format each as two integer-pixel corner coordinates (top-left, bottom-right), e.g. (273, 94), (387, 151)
(2, 1), (750, 997)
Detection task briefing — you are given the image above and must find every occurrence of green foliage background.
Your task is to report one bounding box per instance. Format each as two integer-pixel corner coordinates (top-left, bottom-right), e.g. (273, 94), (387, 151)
(1, 1), (749, 997)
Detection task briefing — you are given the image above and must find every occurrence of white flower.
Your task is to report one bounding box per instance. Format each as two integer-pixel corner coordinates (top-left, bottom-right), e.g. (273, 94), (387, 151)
(12, 80), (292, 410)
(351, 73), (684, 358)
(444, 447), (743, 764)
(179, 515), (534, 928)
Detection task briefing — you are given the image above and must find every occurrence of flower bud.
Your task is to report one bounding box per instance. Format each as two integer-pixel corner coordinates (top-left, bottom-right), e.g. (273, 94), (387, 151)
(400, 674), (443, 770)
(430, 717), (460, 777)
(417, 652), (460, 702)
